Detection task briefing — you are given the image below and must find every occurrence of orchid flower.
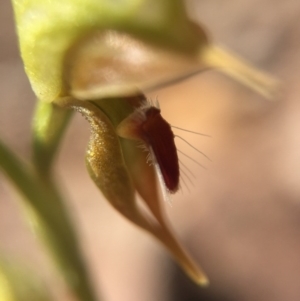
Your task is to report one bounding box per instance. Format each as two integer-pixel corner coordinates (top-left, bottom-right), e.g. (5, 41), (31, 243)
(1, 0), (279, 300)
(57, 94), (209, 285)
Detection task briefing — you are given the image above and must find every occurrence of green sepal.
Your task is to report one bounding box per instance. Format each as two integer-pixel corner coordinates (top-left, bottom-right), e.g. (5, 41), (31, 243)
(12, 0), (207, 102)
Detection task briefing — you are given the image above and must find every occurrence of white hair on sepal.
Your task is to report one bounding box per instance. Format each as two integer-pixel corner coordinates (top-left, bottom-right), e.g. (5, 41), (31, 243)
(120, 99), (153, 127)
(136, 141), (148, 152)
(149, 147), (172, 205)
(136, 97), (160, 113)
(154, 95), (160, 109)
(136, 142), (154, 166)
(136, 139), (171, 200)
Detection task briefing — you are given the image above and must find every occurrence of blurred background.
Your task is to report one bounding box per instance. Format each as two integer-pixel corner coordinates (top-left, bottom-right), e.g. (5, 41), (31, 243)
(1, 0), (300, 300)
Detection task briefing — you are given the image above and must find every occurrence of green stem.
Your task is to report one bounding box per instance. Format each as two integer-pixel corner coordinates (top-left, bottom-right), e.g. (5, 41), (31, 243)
(0, 139), (98, 301)
(32, 100), (73, 175)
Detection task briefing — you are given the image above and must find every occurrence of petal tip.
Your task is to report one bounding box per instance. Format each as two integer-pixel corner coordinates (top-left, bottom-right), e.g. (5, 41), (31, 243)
(197, 275), (210, 287)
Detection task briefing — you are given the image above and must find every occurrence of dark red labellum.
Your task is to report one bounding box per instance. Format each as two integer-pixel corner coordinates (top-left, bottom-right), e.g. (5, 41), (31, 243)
(141, 107), (179, 193)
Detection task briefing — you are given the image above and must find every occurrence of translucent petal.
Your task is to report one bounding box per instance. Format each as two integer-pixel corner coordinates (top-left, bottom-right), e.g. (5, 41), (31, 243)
(66, 30), (206, 100)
